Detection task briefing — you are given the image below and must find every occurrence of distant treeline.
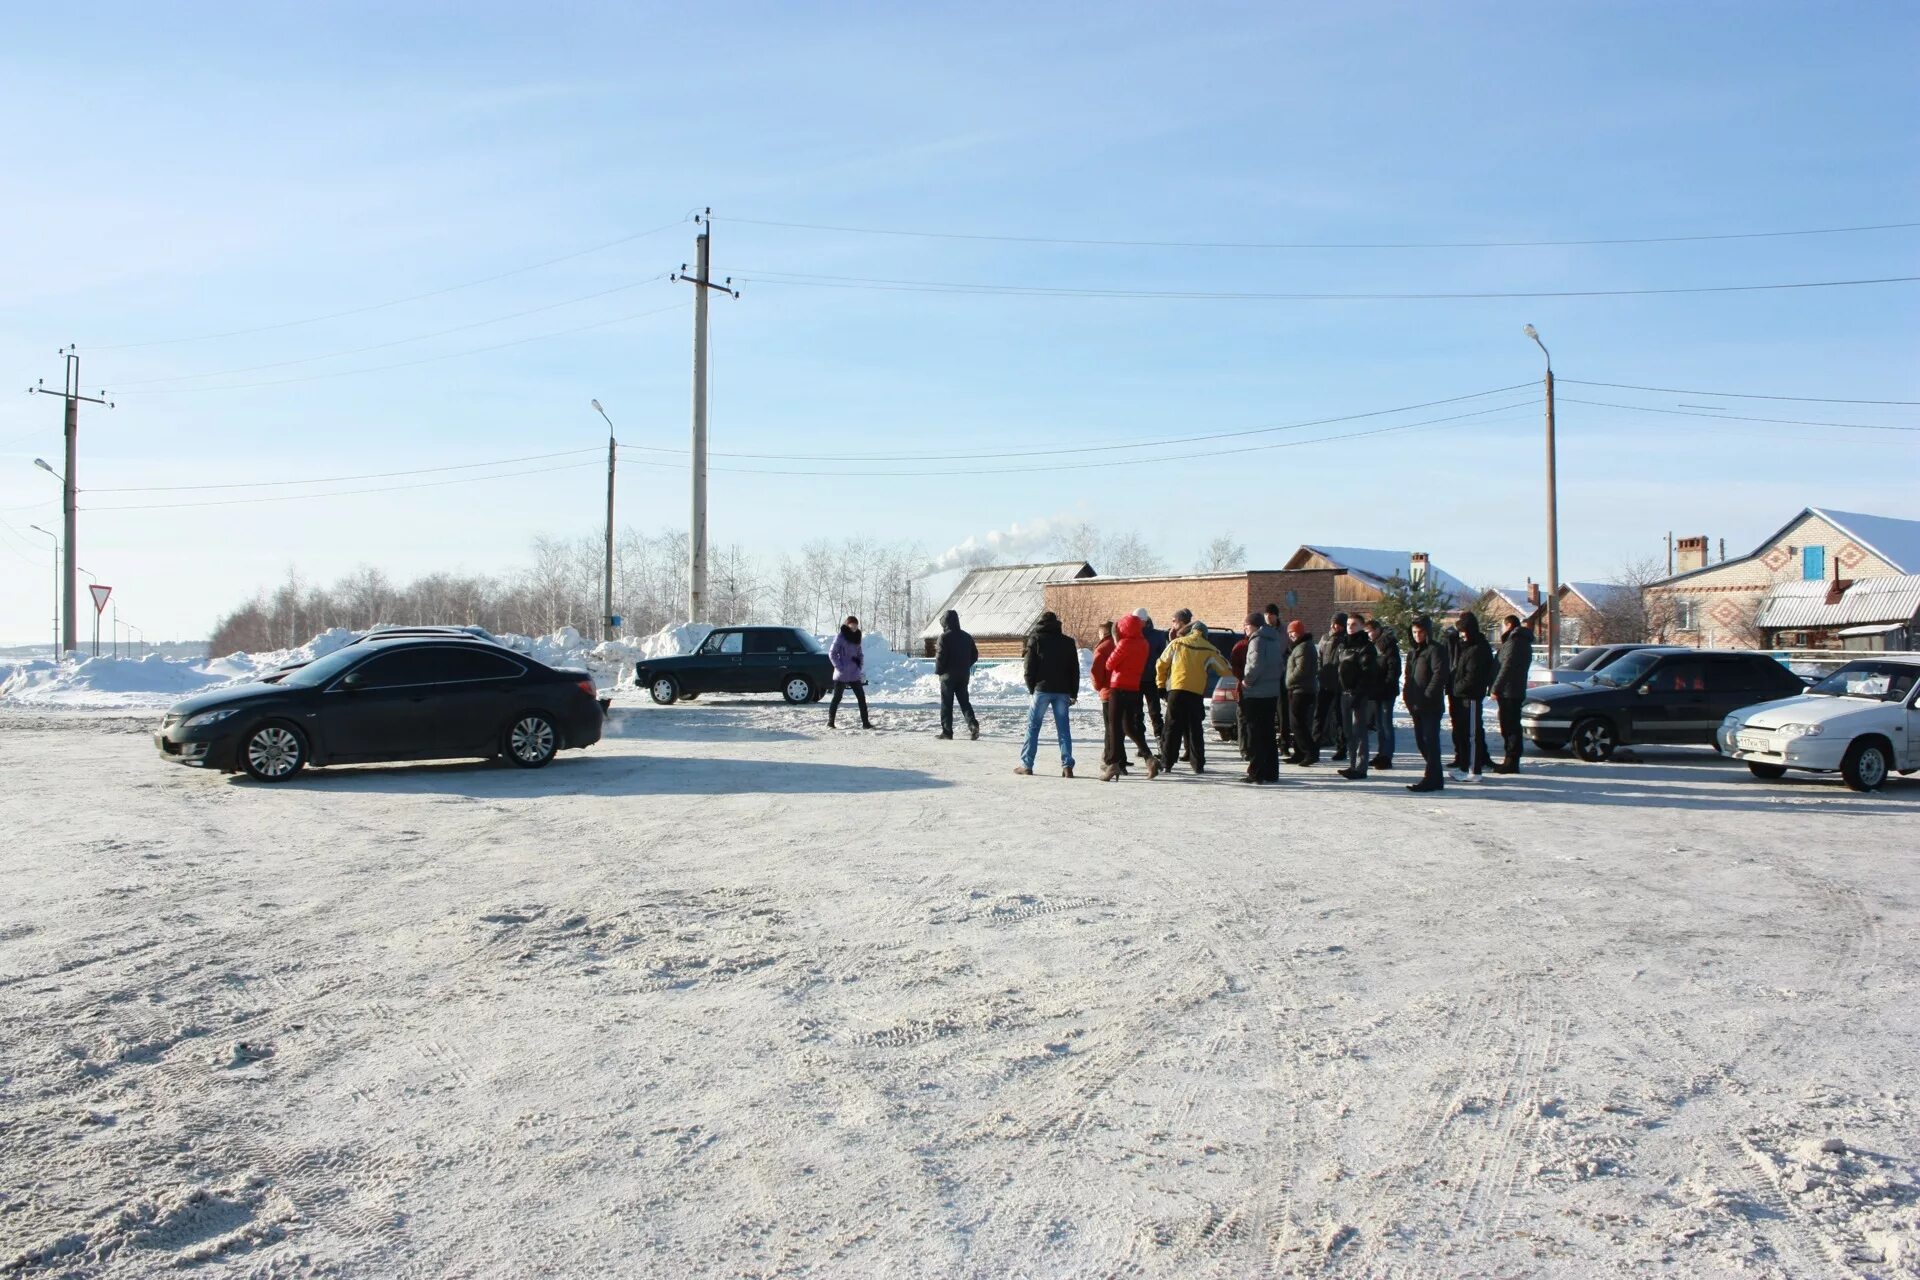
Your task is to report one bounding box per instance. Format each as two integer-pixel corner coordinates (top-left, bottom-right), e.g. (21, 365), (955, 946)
(207, 528), (935, 656)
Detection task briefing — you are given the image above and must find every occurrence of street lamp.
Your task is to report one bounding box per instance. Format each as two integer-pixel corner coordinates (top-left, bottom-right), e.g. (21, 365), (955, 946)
(28, 523), (57, 660)
(33, 456), (59, 481)
(1522, 324), (1561, 670)
(591, 399), (618, 642)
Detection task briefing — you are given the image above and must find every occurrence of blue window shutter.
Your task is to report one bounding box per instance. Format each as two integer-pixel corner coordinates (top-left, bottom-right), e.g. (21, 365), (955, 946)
(1802, 546), (1825, 580)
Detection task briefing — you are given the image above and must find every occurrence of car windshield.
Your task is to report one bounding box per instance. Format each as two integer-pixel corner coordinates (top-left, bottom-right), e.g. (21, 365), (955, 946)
(1806, 661), (1919, 703)
(276, 647), (367, 688)
(1563, 646), (1610, 671)
(1590, 650), (1664, 689)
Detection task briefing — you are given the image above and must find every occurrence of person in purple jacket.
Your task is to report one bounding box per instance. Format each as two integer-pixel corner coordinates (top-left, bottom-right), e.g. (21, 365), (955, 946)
(826, 615), (873, 729)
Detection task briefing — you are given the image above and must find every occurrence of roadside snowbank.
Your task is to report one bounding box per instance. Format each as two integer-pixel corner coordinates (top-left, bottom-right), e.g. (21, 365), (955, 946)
(0, 621), (1083, 710)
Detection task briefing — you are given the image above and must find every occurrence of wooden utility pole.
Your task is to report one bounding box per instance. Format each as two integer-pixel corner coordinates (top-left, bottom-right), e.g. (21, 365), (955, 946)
(674, 210), (737, 623)
(29, 348), (111, 655)
(592, 399), (618, 641)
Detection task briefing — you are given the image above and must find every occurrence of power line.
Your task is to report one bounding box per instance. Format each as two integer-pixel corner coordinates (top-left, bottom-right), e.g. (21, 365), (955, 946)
(1562, 378), (1920, 406)
(111, 298), (691, 394)
(90, 216), (693, 350)
(85, 459), (604, 512)
(727, 214), (1920, 251)
(737, 269), (1920, 302)
(107, 278), (667, 386)
(622, 400), (1536, 478)
(619, 383), (1534, 462)
(89, 447), (603, 493)
(1557, 397), (1920, 432)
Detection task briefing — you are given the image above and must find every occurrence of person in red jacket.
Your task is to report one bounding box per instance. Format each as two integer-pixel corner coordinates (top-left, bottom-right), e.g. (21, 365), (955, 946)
(1091, 620), (1119, 773)
(1100, 614), (1159, 781)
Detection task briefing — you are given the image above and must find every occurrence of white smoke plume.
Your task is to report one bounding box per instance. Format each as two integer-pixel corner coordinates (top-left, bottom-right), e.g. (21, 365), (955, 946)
(919, 516), (1066, 577)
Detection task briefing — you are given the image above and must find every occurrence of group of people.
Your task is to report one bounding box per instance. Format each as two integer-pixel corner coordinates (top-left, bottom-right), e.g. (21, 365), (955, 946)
(875, 603), (1538, 793)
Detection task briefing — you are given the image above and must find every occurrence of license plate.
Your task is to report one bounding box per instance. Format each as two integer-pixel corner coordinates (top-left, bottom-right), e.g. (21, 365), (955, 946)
(1736, 731), (1772, 753)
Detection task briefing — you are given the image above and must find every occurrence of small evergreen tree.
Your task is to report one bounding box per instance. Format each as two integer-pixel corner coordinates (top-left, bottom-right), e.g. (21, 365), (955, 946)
(1369, 575), (1458, 648)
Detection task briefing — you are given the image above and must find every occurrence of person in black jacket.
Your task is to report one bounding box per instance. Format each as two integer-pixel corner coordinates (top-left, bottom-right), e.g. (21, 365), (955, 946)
(1402, 615), (1450, 791)
(1315, 612), (1348, 761)
(1015, 611), (1080, 777)
(1335, 615), (1383, 780)
(1366, 619), (1401, 769)
(1446, 611), (1495, 780)
(1134, 608), (1168, 753)
(932, 609), (980, 741)
(1490, 615), (1534, 773)
(1284, 621), (1318, 765)
(1264, 602), (1291, 761)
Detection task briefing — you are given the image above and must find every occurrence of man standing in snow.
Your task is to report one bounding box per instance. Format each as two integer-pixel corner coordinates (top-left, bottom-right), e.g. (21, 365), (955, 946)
(1316, 612), (1348, 763)
(1264, 602), (1291, 762)
(1366, 618), (1401, 769)
(1015, 611), (1080, 777)
(1335, 615), (1382, 780)
(1155, 615), (1231, 775)
(1447, 611), (1494, 781)
(1490, 614), (1534, 773)
(1403, 615), (1450, 792)
(1135, 608), (1168, 753)
(932, 609), (980, 741)
(1285, 621), (1318, 765)
(1239, 611), (1283, 785)
(826, 616), (872, 730)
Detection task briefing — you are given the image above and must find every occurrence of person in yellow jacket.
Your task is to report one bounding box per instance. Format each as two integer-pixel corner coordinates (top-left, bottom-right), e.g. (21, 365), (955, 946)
(1155, 618), (1232, 774)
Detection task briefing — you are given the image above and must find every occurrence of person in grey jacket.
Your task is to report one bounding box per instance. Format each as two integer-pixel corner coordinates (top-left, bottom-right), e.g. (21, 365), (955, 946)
(1284, 621), (1319, 765)
(1238, 612), (1283, 784)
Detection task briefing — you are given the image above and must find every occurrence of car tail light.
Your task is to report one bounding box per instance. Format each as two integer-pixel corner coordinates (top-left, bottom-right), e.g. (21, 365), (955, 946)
(1212, 678), (1238, 701)
(576, 679), (597, 698)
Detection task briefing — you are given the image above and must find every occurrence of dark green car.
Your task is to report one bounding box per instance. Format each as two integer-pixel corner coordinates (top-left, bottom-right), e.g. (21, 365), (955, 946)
(634, 626), (832, 706)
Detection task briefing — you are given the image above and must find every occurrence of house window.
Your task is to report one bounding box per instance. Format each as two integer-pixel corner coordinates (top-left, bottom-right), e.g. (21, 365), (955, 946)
(1803, 545), (1826, 580)
(1674, 599), (1698, 632)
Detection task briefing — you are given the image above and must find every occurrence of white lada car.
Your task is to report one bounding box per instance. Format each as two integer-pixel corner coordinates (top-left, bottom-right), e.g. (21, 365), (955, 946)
(1720, 655), (1919, 791)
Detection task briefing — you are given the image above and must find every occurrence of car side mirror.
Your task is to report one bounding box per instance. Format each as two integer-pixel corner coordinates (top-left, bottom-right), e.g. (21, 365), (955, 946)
(341, 671), (366, 690)
(1635, 683), (1650, 696)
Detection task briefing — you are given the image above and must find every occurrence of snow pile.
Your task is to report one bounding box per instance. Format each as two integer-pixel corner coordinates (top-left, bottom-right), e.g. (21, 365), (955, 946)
(0, 653), (237, 709)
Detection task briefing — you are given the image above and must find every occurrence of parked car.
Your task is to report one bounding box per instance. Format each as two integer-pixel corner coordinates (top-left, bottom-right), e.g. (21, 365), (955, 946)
(635, 626), (832, 705)
(1520, 647), (1805, 762)
(154, 636), (606, 781)
(1209, 676), (1239, 741)
(1721, 655), (1920, 791)
(261, 625), (506, 682)
(1538, 642), (1683, 688)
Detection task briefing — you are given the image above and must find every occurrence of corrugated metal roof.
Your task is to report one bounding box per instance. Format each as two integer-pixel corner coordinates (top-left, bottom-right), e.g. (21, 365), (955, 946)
(920, 561), (1094, 639)
(1756, 573), (1920, 629)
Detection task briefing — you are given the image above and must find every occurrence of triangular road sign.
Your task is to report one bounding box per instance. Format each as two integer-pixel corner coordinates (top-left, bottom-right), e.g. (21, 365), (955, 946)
(90, 584), (112, 614)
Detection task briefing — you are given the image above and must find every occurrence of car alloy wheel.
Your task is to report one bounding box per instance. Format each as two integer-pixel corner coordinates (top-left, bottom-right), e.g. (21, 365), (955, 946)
(783, 676), (814, 705)
(508, 714), (557, 767)
(649, 676), (678, 706)
(1570, 717), (1616, 763)
(245, 725), (305, 781)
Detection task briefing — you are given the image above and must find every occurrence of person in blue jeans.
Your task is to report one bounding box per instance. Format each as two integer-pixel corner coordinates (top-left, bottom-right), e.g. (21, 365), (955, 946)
(1015, 611), (1081, 777)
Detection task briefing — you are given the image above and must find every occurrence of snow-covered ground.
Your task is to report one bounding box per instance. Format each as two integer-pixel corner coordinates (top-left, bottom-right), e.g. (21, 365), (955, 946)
(2, 702), (1915, 1277)
(0, 623), (1040, 711)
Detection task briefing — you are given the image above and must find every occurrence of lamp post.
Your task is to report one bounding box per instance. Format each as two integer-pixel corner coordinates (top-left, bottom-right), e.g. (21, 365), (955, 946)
(591, 399), (618, 642)
(28, 523), (57, 659)
(1522, 325), (1560, 670)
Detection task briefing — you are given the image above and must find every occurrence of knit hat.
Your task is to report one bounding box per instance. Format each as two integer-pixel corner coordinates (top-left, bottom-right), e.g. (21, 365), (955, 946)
(1287, 620), (1306, 639)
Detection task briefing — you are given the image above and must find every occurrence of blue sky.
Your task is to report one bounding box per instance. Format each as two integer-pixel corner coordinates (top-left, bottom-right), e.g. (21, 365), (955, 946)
(1, 2), (1916, 642)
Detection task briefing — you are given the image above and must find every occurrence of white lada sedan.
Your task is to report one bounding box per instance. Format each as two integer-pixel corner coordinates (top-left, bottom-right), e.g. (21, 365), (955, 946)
(1720, 655), (1919, 791)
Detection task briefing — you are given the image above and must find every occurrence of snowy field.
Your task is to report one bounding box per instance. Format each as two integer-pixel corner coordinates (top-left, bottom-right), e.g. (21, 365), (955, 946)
(3, 698), (1917, 1278)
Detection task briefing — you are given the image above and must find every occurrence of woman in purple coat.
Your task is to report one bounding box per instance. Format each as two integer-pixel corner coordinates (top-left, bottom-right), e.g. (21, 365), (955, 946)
(826, 615), (873, 729)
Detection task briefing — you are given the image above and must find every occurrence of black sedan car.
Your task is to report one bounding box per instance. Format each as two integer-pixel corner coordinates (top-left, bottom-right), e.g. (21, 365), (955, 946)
(1520, 647), (1804, 761)
(155, 636), (607, 781)
(635, 626), (832, 705)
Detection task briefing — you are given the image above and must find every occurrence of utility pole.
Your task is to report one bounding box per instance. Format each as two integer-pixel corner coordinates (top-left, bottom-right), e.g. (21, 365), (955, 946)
(1522, 325), (1561, 669)
(673, 210), (738, 623)
(29, 348), (111, 655)
(592, 400), (619, 641)
(29, 524), (57, 659)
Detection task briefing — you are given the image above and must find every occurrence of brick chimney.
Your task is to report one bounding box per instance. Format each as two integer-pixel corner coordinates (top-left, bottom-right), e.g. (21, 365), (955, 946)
(1525, 579), (1541, 607)
(1675, 536), (1708, 574)
(1410, 552), (1429, 584)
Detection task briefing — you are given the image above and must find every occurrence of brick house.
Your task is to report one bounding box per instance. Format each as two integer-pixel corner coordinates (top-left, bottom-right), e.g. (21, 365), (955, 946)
(1754, 574), (1920, 651)
(1474, 584), (1548, 634)
(1644, 507), (1920, 649)
(1281, 546), (1476, 612)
